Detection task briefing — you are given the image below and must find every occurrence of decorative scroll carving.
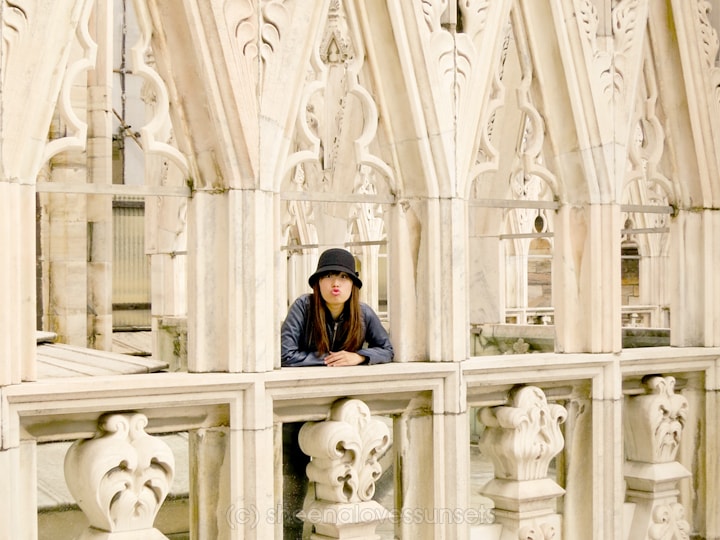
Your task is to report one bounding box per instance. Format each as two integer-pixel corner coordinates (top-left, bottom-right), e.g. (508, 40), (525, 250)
(648, 503), (691, 540)
(299, 398), (390, 503)
(64, 413), (175, 538)
(624, 375), (688, 463)
(297, 399), (390, 539)
(478, 385), (567, 481)
(518, 521), (558, 540)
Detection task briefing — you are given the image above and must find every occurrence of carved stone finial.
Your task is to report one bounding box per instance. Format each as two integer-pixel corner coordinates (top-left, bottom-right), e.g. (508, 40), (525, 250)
(64, 413), (175, 538)
(478, 385), (567, 481)
(624, 375), (688, 463)
(299, 398), (390, 503)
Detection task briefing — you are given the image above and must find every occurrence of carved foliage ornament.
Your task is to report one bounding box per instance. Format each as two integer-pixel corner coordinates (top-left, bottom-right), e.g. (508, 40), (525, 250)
(518, 521), (558, 540)
(419, 0), (494, 114)
(624, 375), (688, 463)
(64, 413), (175, 534)
(299, 398), (391, 504)
(478, 386), (567, 481)
(648, 502), (691, 540)
(229, 0), (289, 87)
(695, 0), (720, 107)
(574, 0), (646, 103)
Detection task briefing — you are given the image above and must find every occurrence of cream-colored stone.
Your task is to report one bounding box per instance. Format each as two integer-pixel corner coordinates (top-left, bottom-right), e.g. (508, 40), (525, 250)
(64, 413), (175, 536)
(2, 1), (720, 540)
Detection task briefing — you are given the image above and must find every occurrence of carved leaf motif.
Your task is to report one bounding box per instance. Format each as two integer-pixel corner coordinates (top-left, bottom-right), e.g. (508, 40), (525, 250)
(613, 0), (640, 58)
(697, 0), (720, 70)
(695, 0), (720, 107)
(229, 0), (257, 59)
(518, 521), (557, 540)
(261, 1), (290, 61)
(299, 399), (391, 504)
(64, 413), (175, 533)
(434, 31), (457, 92)
(575, 0), (648, 100)
(458, 0), (490, 40)
(478, 386), (567, 480)
(648, 503), (691, 540)
(624, 376), (689, 463)
(576, 0), (599, 51)
(421, 0), (448, 33)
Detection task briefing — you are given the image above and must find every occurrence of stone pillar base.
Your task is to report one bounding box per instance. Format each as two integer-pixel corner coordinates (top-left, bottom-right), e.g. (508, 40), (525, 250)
(482, 477), (564, 513)
(77, 527), (167, 539)
(481, 478), (565, 539)
(624, 460), (692, 540)
(300, 500), (389, 540)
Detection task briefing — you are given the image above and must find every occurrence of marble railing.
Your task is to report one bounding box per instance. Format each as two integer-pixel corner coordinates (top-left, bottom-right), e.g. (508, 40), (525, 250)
(1, 346), (718, 539)
(502, 305), (670, 328)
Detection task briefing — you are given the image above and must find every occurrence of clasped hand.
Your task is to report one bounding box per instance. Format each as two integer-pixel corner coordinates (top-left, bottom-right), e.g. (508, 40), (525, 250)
(324, 350), (365, 366)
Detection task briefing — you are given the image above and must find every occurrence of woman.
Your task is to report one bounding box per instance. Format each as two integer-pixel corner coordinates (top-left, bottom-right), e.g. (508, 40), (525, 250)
(281, 247), (394, 367)
(280, 248), (393, 539)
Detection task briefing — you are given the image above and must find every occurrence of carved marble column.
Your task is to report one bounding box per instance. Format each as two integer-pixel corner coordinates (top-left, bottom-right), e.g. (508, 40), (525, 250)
(624, 375), (691, 540)
(298, 399), (391, 540)
(64, 413), (175, 539)
(478, 385), (567, 539)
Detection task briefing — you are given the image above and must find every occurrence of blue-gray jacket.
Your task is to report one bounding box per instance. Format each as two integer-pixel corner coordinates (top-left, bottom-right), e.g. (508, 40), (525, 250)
(281, 294), (394, 367)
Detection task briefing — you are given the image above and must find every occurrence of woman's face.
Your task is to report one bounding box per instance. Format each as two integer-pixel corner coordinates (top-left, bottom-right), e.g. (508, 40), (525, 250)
(318, 272), (353, 309)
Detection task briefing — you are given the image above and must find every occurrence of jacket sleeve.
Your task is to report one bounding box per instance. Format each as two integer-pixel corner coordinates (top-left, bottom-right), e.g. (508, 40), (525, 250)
(280, 295), (325, 367)
(357, 304), (394, 365)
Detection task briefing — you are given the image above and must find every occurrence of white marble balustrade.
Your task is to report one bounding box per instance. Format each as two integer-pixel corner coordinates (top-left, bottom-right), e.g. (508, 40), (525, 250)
(0, 347), (718, 539)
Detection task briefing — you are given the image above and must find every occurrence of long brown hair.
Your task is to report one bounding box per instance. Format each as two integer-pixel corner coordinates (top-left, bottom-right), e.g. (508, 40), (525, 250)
(309, 282), (364, 355)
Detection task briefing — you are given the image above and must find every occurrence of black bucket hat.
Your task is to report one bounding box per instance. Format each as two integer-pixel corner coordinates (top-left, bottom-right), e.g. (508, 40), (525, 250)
(308, 248), (362, 289)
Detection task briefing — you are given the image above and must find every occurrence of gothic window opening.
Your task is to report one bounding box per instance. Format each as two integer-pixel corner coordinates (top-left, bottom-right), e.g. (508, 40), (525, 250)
(38, 0), (190, 348)
(620, 212), (671, 346)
